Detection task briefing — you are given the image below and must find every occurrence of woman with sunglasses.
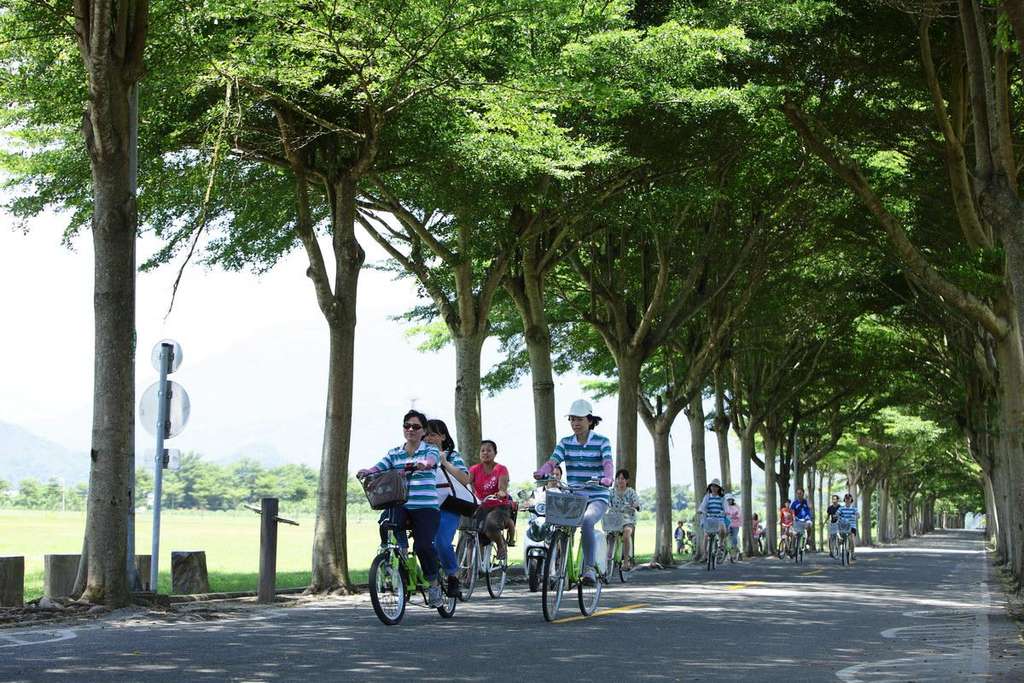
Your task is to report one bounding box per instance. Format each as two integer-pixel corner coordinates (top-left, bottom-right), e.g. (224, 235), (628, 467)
(357, 410), (445, 607)
(424, 418), (470, 597)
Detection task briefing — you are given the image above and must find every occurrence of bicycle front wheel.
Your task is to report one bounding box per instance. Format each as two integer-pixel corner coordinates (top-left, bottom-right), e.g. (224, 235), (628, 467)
(542, 532), (569, 622)
(455, 532), (478, 601)
(369, 551), (406, 626)
(485, 549), (507, 599)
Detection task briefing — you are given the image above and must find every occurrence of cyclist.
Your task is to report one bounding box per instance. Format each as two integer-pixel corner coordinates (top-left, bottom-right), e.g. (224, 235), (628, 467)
(470, 440), (515, 563)
(826, 494), (841, 557)
(534, 399), (613, 586)
(606, 469), (641, 570)
(790, 488), (813, 552)
(357, 409), (444, 607)
(425, 418), (470, 598)
(725, 495), (742, 560)
(837, 493), (859, 561)
(698, 479), (729, 550)
(779, 504), (795, 552)
(752, 513), (765, 554)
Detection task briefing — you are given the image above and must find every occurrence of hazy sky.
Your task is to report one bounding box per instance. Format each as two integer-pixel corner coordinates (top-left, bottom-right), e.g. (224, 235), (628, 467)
(0, 208), (738, 490)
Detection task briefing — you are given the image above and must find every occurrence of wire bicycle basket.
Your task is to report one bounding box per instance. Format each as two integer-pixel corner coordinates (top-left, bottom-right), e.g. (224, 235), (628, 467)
(544, 491), (589, 527)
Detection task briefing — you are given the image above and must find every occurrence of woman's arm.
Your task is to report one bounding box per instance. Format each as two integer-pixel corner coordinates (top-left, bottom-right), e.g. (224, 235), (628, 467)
(497, 469), (510, 498)
(442, 453), (472, 486)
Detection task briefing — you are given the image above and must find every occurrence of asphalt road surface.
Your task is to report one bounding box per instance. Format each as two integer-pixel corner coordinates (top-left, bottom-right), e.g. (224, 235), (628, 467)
(3, 530), (1022, 682)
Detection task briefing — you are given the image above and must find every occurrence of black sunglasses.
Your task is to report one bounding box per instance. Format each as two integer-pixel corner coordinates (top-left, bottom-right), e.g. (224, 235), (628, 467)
(403, 423), (423, 431)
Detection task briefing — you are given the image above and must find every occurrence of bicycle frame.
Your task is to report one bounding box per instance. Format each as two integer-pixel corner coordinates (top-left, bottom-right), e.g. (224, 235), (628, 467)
(381, 512), (431, 594)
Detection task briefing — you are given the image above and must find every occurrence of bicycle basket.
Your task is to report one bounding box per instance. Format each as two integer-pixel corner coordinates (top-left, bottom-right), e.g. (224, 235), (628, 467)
(793, 519), (811, 534)
(701, 516), (725, 534)
(838, 519), (853, 534)
(361, 469), (409, 510)
(545, 491), (588, 527)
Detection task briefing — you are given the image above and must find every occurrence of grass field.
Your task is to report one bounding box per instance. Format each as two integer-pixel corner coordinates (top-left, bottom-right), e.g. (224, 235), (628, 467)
(0, 509), (664, 600)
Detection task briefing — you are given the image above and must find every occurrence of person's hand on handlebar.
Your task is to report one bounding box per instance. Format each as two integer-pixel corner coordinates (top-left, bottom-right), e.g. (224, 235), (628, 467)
(356, 468), (374, 480)
(599, 477), (612, 487)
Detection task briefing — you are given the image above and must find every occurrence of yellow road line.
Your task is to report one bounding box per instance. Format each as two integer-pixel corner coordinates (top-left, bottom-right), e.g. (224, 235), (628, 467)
(552, 603), (649, 624)
(801, 569), (823, 576)
(725, 581), (765, 590)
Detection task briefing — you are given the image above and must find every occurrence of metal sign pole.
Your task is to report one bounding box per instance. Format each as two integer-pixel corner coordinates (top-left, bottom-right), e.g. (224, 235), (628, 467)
(150, 342), (173, 591)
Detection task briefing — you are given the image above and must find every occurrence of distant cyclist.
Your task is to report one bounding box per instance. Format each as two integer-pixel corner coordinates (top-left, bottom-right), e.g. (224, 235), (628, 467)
(826, 494), (841, 557)
(606, 469), (641, 570)
(698, 479), (729, 549)
(779, 504), (795, 542)
(837, 493), (860, 561)
(725, 495), (742, 560)
(790, 488), (813, 551)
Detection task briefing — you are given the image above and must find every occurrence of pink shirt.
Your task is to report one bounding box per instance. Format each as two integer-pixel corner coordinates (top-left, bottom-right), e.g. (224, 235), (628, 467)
(470, 463), (511, 508)
(726, 504), (742, 529)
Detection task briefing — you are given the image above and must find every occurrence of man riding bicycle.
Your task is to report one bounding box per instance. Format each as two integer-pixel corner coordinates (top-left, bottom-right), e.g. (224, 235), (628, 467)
(826, 494), (841, 557)
(790, 488), (813, 552)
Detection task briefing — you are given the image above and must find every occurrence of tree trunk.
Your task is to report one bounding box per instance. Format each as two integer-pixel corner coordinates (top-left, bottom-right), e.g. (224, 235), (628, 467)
(992, 327), (1024, 578)
(739, 426), (754, 558)
(816, 469), (824, 550)
(687, 398), (708, 561)
(902, 500), (913, 538)
(309, 177), (364, 594)
(860, 484), (874, 546)
(79, 118), (136, 608)
(984, 474), (998, 547)
(652, 427), (674, 566)
(878, 480), (890, 544)
(806, 466), (817, 552)
(763, 431), (779, 557)
(713, 372), (732, 491)
(453, 332), (486, 464)
(506, 270), (556, 466)
(615, 353), (642, 478)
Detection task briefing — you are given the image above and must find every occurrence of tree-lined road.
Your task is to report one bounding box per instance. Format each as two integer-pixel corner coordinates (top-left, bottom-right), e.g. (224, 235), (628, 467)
(2, 530), (1020, 681)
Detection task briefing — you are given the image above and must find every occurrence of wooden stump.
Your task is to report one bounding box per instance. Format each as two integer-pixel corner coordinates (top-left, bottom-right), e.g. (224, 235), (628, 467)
(135, 555), (152, 591)
(0, 556), (24, 607)
(171, 551), (210, 594)
(43, 554), (80, 599)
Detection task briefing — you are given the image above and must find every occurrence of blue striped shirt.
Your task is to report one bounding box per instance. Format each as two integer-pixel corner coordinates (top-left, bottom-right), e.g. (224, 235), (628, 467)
(435, 450), (468, 504)
(373, 442), (441, 510)
(699, 494), (727, 520)
(837, 505), (859, 526)
(548, 432), (612, 504)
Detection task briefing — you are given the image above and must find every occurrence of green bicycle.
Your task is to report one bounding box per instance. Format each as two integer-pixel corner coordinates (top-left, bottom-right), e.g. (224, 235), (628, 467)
(360, 471), (457, 626)
(605, 528), (632, 583)
(539, 480), (607, 622)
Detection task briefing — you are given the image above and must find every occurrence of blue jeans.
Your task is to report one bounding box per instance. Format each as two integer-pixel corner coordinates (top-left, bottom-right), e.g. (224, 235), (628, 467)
(379, 506), (441, 581)
(433, 510), (460, 576)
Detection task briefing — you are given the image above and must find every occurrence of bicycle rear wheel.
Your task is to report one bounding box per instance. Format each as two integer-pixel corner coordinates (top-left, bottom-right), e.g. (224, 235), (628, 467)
(527, 556), (542, 592)
(455, 532), (478, 601)
(369, 551), (406, 626)
(485, 547), (507, 599)
(542, 532), (569, 622)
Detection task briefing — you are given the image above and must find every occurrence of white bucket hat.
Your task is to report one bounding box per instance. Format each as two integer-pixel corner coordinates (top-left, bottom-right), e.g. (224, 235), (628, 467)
(708, 479), (722, 490)
(567, 399), (598, 419)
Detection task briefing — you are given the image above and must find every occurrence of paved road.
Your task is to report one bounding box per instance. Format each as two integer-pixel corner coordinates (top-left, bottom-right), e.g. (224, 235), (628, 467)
(2, 530), (1022, 681)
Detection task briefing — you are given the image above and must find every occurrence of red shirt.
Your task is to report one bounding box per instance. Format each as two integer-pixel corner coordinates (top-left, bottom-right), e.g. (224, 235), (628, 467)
(780, 507), (795, 527)
(470, 463), (511, 508)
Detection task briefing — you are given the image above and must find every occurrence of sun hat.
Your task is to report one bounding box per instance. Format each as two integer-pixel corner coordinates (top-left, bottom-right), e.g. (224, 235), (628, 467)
(567, 399), (599, 419)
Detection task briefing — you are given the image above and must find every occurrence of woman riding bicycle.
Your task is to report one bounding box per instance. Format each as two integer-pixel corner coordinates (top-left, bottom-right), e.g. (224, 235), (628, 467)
(698, 479), (729, 548)
(470, 439), (516, 563)
(534, 399), (613, 586)
(826, 494), (841, 557)
(425, 418), (470, 598)
(606, 469), (641, 570)
(837, 493), (859, 561)
(357, 409), (445, 607)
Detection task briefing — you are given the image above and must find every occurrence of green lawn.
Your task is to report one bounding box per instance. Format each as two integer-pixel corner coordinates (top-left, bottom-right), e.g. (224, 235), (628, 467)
(0, 509), (664, 600)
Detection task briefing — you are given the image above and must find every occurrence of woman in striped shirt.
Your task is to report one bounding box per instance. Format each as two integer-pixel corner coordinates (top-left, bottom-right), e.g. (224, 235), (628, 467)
(534, 399), (613, 585)
(425, 418), (470, 597)
(357, 410), (445, 607)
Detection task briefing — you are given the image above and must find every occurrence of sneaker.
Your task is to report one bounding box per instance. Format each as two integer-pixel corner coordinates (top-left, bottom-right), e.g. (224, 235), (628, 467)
(427, 584), (444, 607)
(446, 575), (460, 598)
(581, 568), (597, 586)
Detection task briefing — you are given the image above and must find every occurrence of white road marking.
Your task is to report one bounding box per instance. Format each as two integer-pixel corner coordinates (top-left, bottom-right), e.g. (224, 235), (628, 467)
(0, 628), (77, 648)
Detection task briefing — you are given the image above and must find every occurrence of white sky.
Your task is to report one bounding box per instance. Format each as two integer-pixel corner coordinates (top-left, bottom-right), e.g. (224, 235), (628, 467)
(0, 208), (741, 490)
